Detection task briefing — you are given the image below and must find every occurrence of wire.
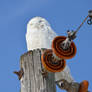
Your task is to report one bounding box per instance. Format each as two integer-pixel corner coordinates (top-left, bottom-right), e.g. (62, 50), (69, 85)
(75, 16), (89, 33)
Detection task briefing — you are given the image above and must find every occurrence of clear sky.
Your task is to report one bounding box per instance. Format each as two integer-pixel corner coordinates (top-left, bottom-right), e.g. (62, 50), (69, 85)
(0, 0), (92, 92)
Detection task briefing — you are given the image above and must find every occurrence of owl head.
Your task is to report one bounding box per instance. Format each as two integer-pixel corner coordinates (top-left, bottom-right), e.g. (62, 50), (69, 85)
(27, 17), (50, 30)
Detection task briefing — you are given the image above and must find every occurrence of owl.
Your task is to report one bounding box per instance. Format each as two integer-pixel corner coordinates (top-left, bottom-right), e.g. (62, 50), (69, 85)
(26, 17), (74, 83)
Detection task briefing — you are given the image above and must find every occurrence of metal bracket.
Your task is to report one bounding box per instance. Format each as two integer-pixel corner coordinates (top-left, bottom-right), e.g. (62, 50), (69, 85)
(14, 68), (24, 80)
(55, 79), (90, 92)
(40, 68), (48, 78)
(87, 10), (92, 25)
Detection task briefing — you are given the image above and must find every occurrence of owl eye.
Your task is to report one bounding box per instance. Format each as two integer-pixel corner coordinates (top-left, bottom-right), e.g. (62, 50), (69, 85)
(39, 20), (42, 23)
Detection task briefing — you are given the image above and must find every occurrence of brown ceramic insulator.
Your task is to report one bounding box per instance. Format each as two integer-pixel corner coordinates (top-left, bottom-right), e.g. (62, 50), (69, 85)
(78, 80), (89, 92)
(52, 36), (77, 59)
(41, 49), (66, 72)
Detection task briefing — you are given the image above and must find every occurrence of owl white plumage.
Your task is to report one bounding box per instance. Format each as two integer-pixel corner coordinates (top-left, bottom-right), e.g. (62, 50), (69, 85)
(26, 17), (74, 83)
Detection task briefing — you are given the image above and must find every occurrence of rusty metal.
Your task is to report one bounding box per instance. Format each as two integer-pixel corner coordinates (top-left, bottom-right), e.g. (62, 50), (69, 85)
(55, 79), (89, 92)
(40, 68), (48, 78)
(14, 68), (24, 80)
(79, 80), (89, 92)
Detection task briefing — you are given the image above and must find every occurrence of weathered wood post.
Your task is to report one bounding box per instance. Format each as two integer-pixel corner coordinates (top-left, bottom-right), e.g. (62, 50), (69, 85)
(20, 49), (56, 92)
(14, 48), (89, 92)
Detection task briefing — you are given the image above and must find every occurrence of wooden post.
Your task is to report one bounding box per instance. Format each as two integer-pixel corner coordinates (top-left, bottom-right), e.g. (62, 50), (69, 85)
(20, 49), (56, 92)
(14, 48), (89, 92)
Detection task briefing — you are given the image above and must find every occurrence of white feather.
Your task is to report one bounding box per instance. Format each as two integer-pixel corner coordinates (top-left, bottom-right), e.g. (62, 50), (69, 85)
(26, 17), (74, 83)
(26, 17), (56, 50)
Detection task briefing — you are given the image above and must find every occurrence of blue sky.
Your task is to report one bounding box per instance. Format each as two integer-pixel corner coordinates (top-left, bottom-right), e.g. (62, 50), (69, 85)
(0, 0), (92, 92)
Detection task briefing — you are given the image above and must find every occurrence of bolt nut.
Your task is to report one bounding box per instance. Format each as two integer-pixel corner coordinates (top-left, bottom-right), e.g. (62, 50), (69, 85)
(88, 10), (92, 18)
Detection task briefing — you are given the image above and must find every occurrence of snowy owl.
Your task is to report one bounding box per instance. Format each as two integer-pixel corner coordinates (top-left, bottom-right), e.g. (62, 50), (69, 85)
(26, 17), (74, 83)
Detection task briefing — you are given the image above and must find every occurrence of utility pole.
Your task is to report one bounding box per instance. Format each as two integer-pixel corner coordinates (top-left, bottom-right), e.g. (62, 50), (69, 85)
(14, 10), (92, 92)
(19, 49), (56, 92)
